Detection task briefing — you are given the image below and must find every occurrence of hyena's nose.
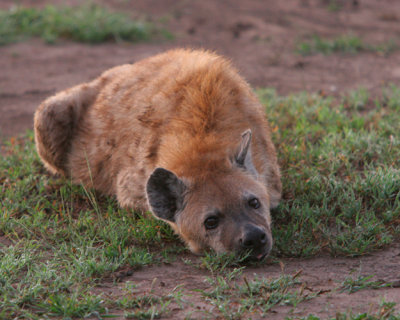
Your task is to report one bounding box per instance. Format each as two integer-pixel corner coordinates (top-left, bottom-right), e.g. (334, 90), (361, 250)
(240, 225), (268, 250)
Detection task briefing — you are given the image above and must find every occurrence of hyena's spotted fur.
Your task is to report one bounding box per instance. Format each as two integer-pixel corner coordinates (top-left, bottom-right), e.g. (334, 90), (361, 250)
(34, 49), (281, 259)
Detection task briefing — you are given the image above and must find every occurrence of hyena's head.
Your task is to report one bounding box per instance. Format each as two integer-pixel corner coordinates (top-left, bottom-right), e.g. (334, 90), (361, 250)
(146, 130), (273, 260)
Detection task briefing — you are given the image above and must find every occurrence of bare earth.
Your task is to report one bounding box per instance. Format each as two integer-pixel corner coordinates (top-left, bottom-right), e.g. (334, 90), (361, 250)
(1, 0), (400, 318)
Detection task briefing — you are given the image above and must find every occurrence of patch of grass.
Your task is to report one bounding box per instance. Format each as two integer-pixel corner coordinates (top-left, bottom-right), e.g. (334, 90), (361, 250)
(199, 251), (249, 276)
(289, 299), (400, 319)
(200, 268), (312, 318)
(0, 239), (109, 319)
(259, 86), (400, 257)
(343, 87), (370, 111)
(340, 274), (393, 294)
(327, 0), (342, 12)
(0, 4), (171, 45)
(296, 35), (396, 56)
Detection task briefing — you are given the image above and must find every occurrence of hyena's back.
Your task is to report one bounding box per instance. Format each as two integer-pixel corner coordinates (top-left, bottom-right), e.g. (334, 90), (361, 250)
(34, 49), (281, 211)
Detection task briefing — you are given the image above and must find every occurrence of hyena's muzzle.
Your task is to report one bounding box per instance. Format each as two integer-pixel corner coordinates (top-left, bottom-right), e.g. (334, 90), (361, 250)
(238, 223), (272, 260)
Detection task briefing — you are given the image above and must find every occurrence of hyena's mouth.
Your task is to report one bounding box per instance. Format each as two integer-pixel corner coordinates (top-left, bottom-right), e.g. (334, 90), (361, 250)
(249, 248), (271, 261)
(239, 246), (271, 262)
(256, 252), (269, 261)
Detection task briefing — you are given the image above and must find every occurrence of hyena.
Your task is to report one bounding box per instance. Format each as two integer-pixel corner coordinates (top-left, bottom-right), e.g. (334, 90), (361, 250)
(34, 49), (281, 260)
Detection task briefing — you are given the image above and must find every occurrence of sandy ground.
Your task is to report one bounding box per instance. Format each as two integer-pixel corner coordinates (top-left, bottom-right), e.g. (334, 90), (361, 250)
(1, 0), (400, 318)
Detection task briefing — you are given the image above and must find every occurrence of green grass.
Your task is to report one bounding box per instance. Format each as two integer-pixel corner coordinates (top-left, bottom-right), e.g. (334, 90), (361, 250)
(0, 4), (171, 45)
(327, 0), (342, 12)
(288, 299), (400, 319)
(296, 35), (396, 56)
(200, 268), (312, 318)
(1, 86), (400, 317)
(260, 86), (400, 257)
(340, 274), (393, 294)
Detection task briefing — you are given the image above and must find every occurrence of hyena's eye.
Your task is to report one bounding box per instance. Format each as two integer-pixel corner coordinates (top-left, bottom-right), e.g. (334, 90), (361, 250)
(248, 197), (260, 209)
(204, 216), (219, 230)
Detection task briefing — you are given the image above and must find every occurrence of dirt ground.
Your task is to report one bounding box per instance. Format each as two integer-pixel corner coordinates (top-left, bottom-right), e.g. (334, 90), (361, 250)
(96, 244), (400, 319)
(1, 0), (400, 318)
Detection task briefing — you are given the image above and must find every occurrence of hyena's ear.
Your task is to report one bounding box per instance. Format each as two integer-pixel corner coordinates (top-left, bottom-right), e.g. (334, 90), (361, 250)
(234, 129), (258, 176)
(146, 168), (187, 222)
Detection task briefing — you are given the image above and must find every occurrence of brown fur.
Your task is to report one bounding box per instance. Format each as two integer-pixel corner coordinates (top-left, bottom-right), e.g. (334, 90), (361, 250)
(34, 49), (281, 257)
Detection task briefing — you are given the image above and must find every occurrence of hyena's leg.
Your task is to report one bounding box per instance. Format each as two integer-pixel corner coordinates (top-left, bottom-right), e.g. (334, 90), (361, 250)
(116, 168), (149, 212)
(34, 81), (101, 176)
